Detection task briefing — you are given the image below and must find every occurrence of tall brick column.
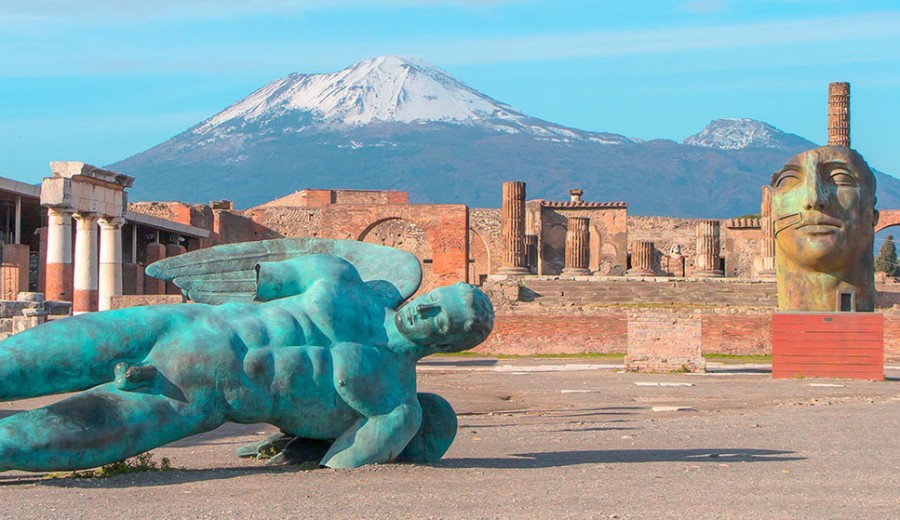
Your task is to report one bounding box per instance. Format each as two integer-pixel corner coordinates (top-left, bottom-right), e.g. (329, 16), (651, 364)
(98, 217), (125, 311)
(828, 82), (850, 147)
(629, 241), (656, 276)
(562, 217), (591, 275)
(759, 186), (775, 277)
(694, 220), (723, 277)
(165, 239), (187, 295)
(144, 241), (167, 295)
(498, 181), (528, 274)
(72, 212), (99, 314)
(45, 207), (73, 302)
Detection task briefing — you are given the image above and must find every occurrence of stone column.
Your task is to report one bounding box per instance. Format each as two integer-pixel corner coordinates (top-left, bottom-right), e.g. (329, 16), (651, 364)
(45, 207), (74, 302)
(694, 220), (723, 277)
(828, 82), (850, 147)
(759, 186), (775, 277)
(72, 213), (99, 314)
(524, 234), (538, 273)
(98, 217), (125, 311)
(628, 241), (655, 276)
(562, 217), (591, 275)
(498, 181), (528, 274)
(165, 239), (187, 295)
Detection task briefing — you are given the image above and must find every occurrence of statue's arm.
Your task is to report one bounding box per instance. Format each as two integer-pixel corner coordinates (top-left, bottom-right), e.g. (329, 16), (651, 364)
(319, 398), (423, 469)
(320, 342), (422, 468)
(255, 254), (363, 302)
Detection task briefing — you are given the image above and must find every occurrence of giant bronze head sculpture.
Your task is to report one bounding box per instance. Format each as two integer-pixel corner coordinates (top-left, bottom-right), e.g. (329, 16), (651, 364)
(770, 146), (879, 311)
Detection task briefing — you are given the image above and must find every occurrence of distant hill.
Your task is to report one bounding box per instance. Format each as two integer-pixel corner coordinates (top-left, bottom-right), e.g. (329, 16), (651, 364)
(110, 56), (900, 217)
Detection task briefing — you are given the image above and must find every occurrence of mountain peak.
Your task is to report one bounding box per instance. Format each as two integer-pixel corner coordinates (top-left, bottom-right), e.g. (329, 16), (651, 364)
(683, 118), (810, 151)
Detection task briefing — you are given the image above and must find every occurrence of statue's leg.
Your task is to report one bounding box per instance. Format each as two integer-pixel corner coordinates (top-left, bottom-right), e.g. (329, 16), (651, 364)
(0, 382), (224, 472)
(0, 306), (180, 400)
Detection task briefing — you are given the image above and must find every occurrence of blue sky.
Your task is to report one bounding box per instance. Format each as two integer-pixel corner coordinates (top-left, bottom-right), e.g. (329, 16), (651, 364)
(1, 0), (899, 185)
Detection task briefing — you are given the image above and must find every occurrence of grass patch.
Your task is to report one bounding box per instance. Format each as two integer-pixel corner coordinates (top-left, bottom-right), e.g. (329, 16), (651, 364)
(704, 353), (772, 363)
(433, 352), (624, 359)
(48, 452), (174, 479)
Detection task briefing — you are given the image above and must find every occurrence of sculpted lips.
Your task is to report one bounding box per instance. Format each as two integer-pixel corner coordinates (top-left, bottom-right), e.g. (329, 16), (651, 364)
(796, 214), (842, 234)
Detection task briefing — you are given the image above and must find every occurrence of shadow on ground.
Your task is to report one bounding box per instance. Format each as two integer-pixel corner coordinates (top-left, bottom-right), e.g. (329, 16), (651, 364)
(442, 449), (803, 469)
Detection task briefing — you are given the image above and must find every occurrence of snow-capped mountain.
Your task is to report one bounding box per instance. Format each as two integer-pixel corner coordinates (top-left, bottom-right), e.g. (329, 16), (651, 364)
(189, 55), (630, 146)
(683, 118), (811, 151)
(109, 57), (900, 217)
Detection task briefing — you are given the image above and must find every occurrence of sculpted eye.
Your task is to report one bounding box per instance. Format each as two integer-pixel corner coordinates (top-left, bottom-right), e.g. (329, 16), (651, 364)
(830, 170), (856, 187)
(774, 172), (800, 189)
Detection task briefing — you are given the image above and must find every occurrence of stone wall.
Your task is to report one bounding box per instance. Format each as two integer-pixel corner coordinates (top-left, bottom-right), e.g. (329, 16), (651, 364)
(528, 203), (628, 275)
(469, 208), (501, 284)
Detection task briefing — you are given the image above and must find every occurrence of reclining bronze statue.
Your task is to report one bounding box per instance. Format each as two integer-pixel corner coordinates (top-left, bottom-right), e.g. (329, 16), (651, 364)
(0, 238), (494, 471)
(770, 145), (878, 311)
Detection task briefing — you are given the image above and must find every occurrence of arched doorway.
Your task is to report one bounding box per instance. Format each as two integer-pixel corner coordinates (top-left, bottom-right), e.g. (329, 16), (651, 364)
(468, 228), (491, 286)
(358, 218), (433, 295)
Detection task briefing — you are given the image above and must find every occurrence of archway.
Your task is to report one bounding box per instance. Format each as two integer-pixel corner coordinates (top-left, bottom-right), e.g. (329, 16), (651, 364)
(468, 228), (491, 286)
(358, 217), (433, 296)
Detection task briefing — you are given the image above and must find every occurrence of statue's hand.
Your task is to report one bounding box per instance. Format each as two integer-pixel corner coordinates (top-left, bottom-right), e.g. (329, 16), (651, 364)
(235, 432), (294, 460)
(236, 433), (332, 467)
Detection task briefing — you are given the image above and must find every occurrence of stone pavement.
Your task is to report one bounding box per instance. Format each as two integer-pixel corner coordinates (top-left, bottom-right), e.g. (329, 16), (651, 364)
(0, 357), (897, 519)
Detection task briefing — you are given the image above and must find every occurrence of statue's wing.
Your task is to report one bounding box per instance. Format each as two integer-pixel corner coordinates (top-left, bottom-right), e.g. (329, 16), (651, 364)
(145, 238), (422, 308)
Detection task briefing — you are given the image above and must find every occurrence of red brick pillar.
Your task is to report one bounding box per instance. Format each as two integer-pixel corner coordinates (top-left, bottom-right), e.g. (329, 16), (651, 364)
(562, 217), (591, 275)
(828, 82), (850, 147)
(45, 207), (73, 302)
(694, 220), (723, 277)
(165, 242), (187, 295)
(629, 241), (655, 276)
(499, 181), (528, 274)
(144, 242), (167, 295)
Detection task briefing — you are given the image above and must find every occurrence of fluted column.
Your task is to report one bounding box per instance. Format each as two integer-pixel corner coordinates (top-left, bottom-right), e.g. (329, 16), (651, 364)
(694, 220), (724, 277)
(628, 241), (655, 276)
(828, 82), (850, 147)
(499, 181), (528, 274)
(72, 213), (99, 314)
(45, 207), (74, 302)
(562, 217), (591, 275)
(98, 217), (125, 311)
(759, 186), (775, 277)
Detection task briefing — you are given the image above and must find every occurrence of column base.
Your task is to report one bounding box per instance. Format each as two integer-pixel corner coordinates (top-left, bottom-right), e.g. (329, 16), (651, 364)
(627, 269), (656, 277)
(693, 270), (724, 278)
(561, 267), (592, 276)
(73, 289), (98, 314)
(497, 267), (530, 275)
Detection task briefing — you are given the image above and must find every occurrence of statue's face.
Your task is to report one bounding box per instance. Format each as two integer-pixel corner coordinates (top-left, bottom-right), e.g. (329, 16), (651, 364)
(771, 146), (877, 271)
(395, 284), (491, 352)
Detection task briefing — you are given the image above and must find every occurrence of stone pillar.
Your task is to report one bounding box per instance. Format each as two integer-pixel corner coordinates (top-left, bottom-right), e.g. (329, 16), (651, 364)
(45, 207), (73, 302)
(629, 241), (655, 276)
(524, 234), (538, 273)
(828, 82), (850, 147)
(498, 181), (528, 274)
(144, 242), (167, 295)
(72, 213), (99, 314)
(694, 220), (723, 277)
(562, 217), (591, 275)
(98, 217), (125, 311)
(759, 186), (775, 277)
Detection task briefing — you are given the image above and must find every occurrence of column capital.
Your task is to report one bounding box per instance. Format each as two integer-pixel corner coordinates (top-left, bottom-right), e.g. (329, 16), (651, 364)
(98, 217), (126, 230)
(72, 212), (99, 225)
(46, 206), (74, 218)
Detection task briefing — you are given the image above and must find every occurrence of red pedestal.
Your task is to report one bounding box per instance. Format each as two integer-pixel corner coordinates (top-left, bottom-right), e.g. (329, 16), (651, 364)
(772, 313), (884, 380)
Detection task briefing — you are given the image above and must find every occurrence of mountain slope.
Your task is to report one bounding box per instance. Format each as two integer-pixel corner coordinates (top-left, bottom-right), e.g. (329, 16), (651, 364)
(110, 56), (900, 217)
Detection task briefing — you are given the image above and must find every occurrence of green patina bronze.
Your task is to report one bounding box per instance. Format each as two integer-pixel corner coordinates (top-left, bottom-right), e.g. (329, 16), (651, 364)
(771, 146), (879, 311)
(0, 238), (493, 471)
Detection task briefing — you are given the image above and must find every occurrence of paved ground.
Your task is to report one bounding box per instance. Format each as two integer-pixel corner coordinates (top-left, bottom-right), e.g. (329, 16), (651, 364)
(0, 358), (897, 519)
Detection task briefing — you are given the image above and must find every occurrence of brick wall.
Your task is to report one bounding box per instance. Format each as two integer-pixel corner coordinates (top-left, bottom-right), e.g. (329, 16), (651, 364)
(625, 310), (705, 372)
(477, 310), (627, 355)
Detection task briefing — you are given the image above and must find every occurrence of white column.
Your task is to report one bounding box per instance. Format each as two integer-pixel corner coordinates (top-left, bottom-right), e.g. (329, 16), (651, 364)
(45, 207), (74, 301)
(72, 213), (99, 314)
(98, 217), (125, 311)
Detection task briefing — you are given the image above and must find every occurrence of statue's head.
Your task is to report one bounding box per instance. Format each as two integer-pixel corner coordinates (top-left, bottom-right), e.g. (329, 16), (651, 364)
(395, 283), (494, 354)
(770, 145), (879, 310)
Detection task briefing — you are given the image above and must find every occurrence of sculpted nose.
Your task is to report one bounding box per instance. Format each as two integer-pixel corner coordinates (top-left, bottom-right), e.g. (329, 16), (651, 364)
(802, 175), (829, 211)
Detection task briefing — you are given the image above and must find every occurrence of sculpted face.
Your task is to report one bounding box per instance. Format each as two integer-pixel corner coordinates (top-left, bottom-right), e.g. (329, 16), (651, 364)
(770, 146), (878, 311)
(395, 283), (494, 353)
(771, 146), (877, 271)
